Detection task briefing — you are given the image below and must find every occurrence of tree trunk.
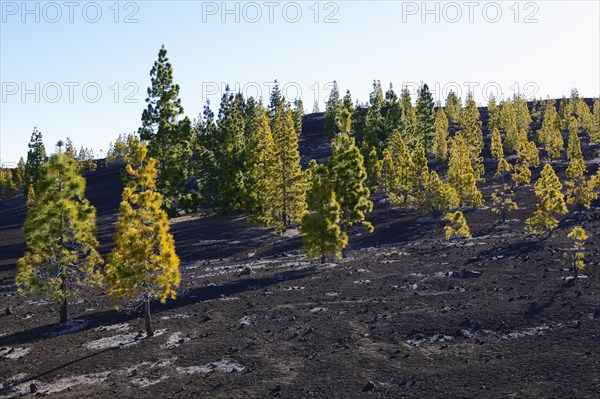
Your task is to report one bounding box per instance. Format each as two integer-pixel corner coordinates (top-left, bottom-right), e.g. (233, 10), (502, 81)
(574, 260), (579, 280)
(59, 276), (67, 323)
(320, 254), (325, 264)
(144, 295), (154, 337)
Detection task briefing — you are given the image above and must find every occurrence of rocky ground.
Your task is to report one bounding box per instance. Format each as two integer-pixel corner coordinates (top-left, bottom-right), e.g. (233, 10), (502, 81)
(1, 111), (600, 398)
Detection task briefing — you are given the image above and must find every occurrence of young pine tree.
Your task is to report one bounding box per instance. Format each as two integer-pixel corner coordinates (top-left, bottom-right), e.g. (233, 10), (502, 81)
(445, 91), (461, 123)
(444, 211), (471, 240)
(487, 97), (501, 133)
(516, 128), (540, 167)
(491, 184), (518, 222)
(433, 108), (449, 161)
(17, 143), (102, 323)
(300, 162), (347, 263)
(105, 144), (180, 337)
(363, 145), (382, 189)
(24, 127), (48, 189)
(324, 81), (342, 136)
(415, 83), (436, 152)
(538, 101), (564, 161)
(567, 227), (588, 280)
(382, 130), (417, 207)
(447, 132), (483, 207)
(566, 116), (583, 161)
(460, 95), (484, 158)
(490, 127), (504, 161)
(25, 184), (36, 208)
(138, 45), (193, 214)
(500, 102), (519, 151)
(565, 157), (597, 209)
(328, 113), (373, 232)
(525, 164), (567, 237)
(419, 171), (459, 217)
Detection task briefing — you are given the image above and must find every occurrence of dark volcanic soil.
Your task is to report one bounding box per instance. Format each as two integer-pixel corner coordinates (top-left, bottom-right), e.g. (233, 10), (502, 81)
(1, 111), (600, 398)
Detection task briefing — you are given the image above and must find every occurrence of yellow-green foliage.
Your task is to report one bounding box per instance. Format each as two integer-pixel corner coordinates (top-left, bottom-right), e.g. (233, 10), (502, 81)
(445, 91), (461, 123)
(364, 145), (382, 188)
(525, 164), (567, 236)
(382, 130), (417, 207)
(16, 149), (103, 323)
(494, 158), (513, 180)
(328, 131), (373, 231)
(567, 227), (588, 278)
(444, 211), (471, 240)
(491, 184), (518, 221)
(511, 159), (531, 186)
(566, 157), (597, 209)
(566, 118), (583, 161)
(418, 171), (459, 216)
(538, 102), (564, 160)
(460, 96), (484, 158)
(105, 144), (181, 309)
(589, 99), (600, 143)
(272, 105), (307, 230)
(517, 128), (540, 167)
(25, 184), (36, 208)
(433, 108), (449, 161)
(245, 109), (280, 227)
(500, 102), (519, 151)
(490, 127), (504, 160)
(447, 132), (483, 207)
(300, 161), (348, 262)
(487, 97), (500, 133)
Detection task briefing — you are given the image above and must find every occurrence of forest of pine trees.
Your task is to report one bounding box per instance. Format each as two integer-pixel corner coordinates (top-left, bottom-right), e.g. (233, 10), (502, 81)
(6, 45), (600, 330)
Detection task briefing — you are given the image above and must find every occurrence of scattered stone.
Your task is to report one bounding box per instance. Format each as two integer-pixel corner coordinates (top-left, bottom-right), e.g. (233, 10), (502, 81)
(362, 381), (375, 392)
(5, 307), (12, 316)
(30, 383), (38, 393)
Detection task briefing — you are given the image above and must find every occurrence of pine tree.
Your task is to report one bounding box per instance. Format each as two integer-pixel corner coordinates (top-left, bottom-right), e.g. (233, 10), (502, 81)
(589, 98), (600, 143)
(211, 89), (246, 211)
(525, 164), (567, 237)
(138, 45), (193, 214)
(328, 122), (373, 231)
(495, 157), (513, 180)
(342, 90), (354, 115)
(14, 157), (25, 188)
(1, 169), (17, 199)
(447, 132), (483, 207)
(360, 145), (379, 188)
(514, 95), (532, 133)
(16, 143), (102, 323)
(491, 184), (518, 222)
(516, 128), (540, 167)
(245, 107), (280, 225)
(433, 108), (449, 161)
(445, 91), (461, 123)
(512, 159), (532, 186)
(444, 211), (471, 240)
(269, 80), (283, 123)
(401, 87), (418, 148)
(538, 101), (563, 161)
(25, 184), (36, 208)
(292, 99), (304, 137)
(566, 116), (583, 161)
(566, 157), (596, 209)
(24, 127), (47, 189)
(487, 97), (500, 133)
(382, 130), (417, 207)
(324, 81), (342, 136)
(415, 83), (436, 152)
(490, 127), (504, 160)
(272, 103), (307, 230)
(500, 102), (519, 151)
(105, 144), (180, 337)
(567, 227), (588, 280)
(382, 84), (404, 142)
(419, 171), (459, 216)
(300, 162), (347, 263)
(363, 81), (387, 154)
(312, 100), (320, 114)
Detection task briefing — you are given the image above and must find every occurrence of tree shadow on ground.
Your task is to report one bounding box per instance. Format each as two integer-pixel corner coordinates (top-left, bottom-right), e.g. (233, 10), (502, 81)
(0, 266), (318, 347)
(468, 239), (543, 265)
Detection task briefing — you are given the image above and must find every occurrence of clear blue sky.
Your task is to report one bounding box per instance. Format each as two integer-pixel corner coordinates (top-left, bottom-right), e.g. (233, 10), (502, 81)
(1, 0), (599, 165)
